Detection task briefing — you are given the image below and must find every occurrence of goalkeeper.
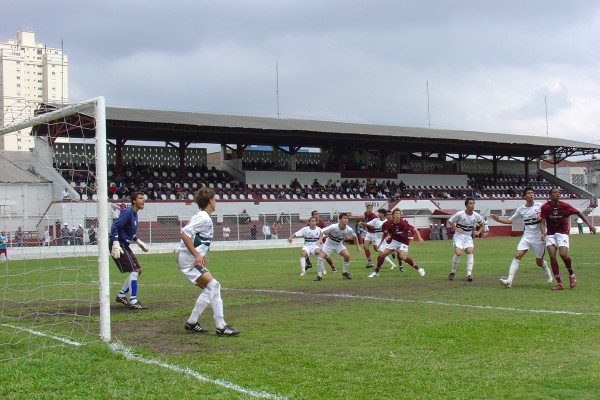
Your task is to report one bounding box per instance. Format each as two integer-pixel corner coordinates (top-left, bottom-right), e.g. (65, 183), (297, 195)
(110, 192), (149, 309)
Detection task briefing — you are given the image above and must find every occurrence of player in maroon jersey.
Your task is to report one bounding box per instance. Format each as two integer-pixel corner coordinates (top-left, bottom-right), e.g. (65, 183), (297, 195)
(361, 203), (379, 268)
(368, 209), (425, 277)
(540, 188), (596, 290)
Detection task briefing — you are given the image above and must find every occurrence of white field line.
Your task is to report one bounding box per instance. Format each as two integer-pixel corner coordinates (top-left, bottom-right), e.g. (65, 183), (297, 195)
(0, 324), (85, 346)
(228, 288), (600, 317)
(1, 324), (288, 399)
(109, 341), (288, 400)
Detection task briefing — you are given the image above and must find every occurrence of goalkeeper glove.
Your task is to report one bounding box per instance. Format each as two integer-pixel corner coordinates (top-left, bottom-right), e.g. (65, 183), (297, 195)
(136, 239), (149, 252)
(111, 241), (123, 259)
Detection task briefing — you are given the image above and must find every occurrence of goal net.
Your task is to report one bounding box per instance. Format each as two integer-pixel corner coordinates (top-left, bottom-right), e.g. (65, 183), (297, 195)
(0, 97), (110, 361)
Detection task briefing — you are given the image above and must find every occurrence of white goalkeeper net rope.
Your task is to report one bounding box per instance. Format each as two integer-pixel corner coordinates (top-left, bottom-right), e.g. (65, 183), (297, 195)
(0, 97), (110, 361)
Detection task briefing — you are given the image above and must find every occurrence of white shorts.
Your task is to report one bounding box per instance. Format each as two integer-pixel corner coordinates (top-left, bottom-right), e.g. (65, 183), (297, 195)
(176, 246), (209, 285)
(321, 240), (346, 256)
(453, 234), (474, 250)
(301, 244), (320, 256)
(546, 233), (570, 249)
(364, 232), (380, 243)
(516, 236), (545, 258)
(380, 240), (409, 253)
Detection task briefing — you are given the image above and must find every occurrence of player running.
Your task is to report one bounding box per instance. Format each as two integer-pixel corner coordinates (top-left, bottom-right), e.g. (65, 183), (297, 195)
(314, 213), (364, 281)
(448, 197), (484, 282)
(361, 203), (379, 268)
(288, 217), (334, 276)
(540, 188), (596, 290)
(490, 187), (553, 288)
(368, 208), (425, 277)
(362, 208), (397, 271)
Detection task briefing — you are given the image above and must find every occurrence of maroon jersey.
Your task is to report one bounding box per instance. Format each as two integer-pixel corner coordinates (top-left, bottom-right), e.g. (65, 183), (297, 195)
(308, 220), (327, 229)
(540, 201), (579, 235)
(364, 212), (378, 233)
(381, 219), (414, 245)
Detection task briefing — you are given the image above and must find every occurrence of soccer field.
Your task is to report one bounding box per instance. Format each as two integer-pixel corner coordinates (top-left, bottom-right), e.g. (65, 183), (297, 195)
(2, 235), (600, 399)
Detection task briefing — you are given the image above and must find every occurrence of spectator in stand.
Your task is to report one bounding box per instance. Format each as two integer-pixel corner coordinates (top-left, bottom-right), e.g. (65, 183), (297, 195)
(62, 187), (71, 200)
(75, 224), (85, 245)
(0, 231), (9, 260)
(14, 227), (23, 247)
(43, 226), (51, 246)
(60, 223), (71, 246)
(240, 209), (251, 224)
(88, 226), (97, 245)
(262, 223), (271, 240)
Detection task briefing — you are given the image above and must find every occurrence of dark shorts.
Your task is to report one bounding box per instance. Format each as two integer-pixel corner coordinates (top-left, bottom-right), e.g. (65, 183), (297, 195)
(111, 245), (140, 273)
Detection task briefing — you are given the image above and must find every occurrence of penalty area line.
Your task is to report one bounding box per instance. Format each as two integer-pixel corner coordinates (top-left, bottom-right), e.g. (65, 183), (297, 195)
(227, 288), (600, 317)
(109, 341), (288, 400)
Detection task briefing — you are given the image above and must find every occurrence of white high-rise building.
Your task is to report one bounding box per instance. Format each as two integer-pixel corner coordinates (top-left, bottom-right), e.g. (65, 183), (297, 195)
(0, 31), (68, 150)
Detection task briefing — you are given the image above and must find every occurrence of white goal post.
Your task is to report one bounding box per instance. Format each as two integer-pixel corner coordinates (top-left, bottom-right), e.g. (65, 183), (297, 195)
(0, 96), (111, 342)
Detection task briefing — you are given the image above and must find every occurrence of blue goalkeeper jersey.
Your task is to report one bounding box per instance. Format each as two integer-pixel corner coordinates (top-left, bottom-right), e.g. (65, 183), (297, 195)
(110, 206), (138, 247)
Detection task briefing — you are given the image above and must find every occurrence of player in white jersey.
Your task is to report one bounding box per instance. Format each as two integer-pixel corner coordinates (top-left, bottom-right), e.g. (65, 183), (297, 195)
(314, 213), (364, 281)
(176, 187), (239, 336)
(288, 217), (330, 276)
(448, 197), (484, 282)
(364, 208), (396, 270)
(490, 187), (553, 288)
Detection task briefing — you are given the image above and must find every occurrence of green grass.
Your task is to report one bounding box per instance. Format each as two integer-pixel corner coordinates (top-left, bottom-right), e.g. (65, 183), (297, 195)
(2, 236), (600, 399)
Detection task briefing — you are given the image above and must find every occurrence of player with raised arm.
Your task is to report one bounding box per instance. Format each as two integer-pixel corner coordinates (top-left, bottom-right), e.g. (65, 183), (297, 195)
(176, 187), (240, 336)
(111, 192), (149, 309)
(361, 203), (379, 268)
(314, 213), (364, 281)
(288, 217), (333, 276)
(540, 188), (596, 290)
(363, 208), (397, 271)
(368, 208), (425, 277)
(448, 197), (484, 282)
(490, 187), (553, 288)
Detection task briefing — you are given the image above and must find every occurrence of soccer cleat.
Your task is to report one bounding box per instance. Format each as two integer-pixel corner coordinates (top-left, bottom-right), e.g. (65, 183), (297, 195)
(129, 301), (148, 309)
(448, 272), (455, 281)
(314, 275), (323, 281)
(417, 267), (426, 277)
(304, 264), (312, 270)
(115, 296), (129, 306)
(569, 274), (576, 289)
(216, 325), (240, 336)
(332, 268), (337, 273)
(466, 275), (473, 282)
(342, 272), (352, 280)
(499, 278), (512, 288)
(185, 322), (207, 333)
(300, 272), (305, 276)
(390, 265), (395, 269)
(368, 271), (379, 278)
(305, 258), (313, 268)
(551, 283), (564, 291)
(399, 266), (405, 273)
(365, 262), (374, 269)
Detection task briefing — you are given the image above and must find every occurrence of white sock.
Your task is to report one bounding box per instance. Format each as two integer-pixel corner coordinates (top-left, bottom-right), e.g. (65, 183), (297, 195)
(188, 290), (210, 324)
(207, 279), (225, 329)
(317, 257), (324, 276)
(508, 259), (519, 283)
(466, 254), (474, 276)
(342, 261), (349, 274)
(385, 256), (395, 267)
(451, 255), (460, 273)
(118, 275), (131, 297)
(300, 257), (306, 273)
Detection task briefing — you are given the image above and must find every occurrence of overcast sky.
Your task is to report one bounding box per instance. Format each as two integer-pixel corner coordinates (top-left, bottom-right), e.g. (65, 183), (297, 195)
(3, 0), (600, 149)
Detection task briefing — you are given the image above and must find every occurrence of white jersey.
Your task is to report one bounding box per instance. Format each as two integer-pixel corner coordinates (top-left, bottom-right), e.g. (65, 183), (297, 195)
(449, 210), (483, 238)
(177, 210), (213, 255)
(509, 202), (543, 240)
(366, 218), (385, 234)
(292, 226), (322, 246)
(322, 223), (356, 244)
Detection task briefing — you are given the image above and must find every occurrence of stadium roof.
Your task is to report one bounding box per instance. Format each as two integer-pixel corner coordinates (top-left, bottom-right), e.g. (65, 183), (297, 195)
(35, 104), (600, 161)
